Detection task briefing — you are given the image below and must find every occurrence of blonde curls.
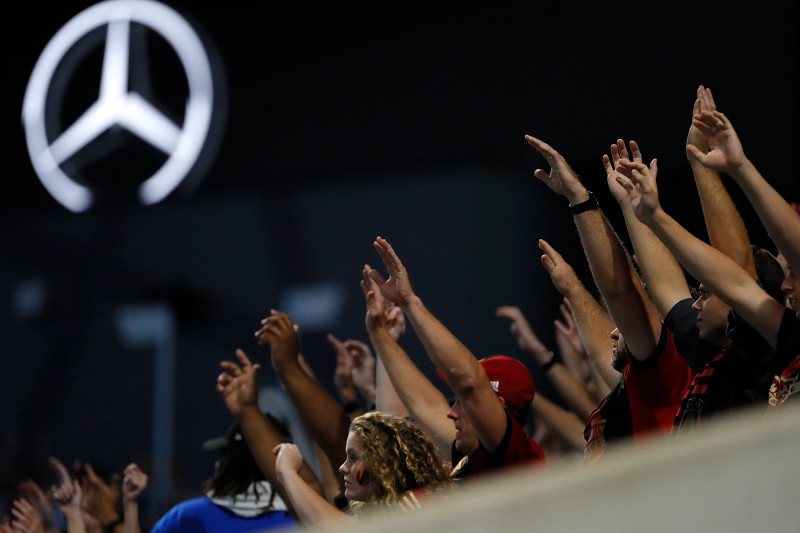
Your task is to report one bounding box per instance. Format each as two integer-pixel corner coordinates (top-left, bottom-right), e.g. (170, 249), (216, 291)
(348, 411), (452, 512)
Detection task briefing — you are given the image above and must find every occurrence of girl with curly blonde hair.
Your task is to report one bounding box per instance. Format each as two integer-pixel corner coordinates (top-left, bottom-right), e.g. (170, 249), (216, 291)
(273, 411), (452, 526)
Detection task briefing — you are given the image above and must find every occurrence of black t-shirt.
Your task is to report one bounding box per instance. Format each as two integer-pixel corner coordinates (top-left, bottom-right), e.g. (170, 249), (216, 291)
(665, 298), (775, 430)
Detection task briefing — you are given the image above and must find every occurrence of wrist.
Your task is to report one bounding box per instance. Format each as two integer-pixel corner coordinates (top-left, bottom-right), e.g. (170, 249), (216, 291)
(728, 157), (753, 180)
(400, 294), (423, 311)
(566, 188), (590, 207)
(539, 352), (558, 372)
(569, 191), (599, 214)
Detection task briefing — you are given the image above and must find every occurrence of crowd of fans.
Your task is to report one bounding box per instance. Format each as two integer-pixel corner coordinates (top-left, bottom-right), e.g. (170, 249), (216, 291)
(4, 85), (800, 530)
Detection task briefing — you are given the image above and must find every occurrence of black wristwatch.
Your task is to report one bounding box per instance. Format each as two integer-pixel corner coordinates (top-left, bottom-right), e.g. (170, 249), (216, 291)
(569, 191), (599, 214)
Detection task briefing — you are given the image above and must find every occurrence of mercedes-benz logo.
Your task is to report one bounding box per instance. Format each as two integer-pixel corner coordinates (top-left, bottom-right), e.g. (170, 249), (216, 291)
(22, 0), (217, 212)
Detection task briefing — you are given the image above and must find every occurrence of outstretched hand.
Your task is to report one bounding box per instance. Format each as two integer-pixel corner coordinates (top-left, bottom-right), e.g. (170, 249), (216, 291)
(255, 311), (301, 371)
(495, 306), (551, 364)
(361, 266), (389, 334)
(273, 443), (304, 478)
(366, 237), (416, 306)
(538, 239), (580, 296)
(217, 349), (261, 418)
(17, 480), (56, 533)
(345, 339), (376, 402)
(384, 301), (406, 341)
(329, 333), (356, 393)
(10, 498), (44, 533)
(121, 464), (148, 503)
(686, 85), (717, 154)
(686, 109), (747, 173)
(48, 458), (82, 515)
(604, 139), (657, 204)
(613, 158), (662, 222)
(525, 135), (587, 204)
(554, 298), (586, 358)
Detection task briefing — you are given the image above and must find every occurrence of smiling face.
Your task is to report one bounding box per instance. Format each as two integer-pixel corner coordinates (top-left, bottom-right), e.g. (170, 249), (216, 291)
(691, 285), (731, 346)
(339, 431), (371, 502)
(446, 400), (479, 455)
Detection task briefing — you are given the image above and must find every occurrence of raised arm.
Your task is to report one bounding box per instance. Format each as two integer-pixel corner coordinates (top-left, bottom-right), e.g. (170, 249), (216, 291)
(48, 458), (85, 533)
(328, 334), (363, 419)
(616, 158), (785, 347)
(256, 311), (351, 474)
(120, 464), (146, 533)
(273, 444), (350, 527)
(687, 107), (800, 274)
(687, 86), (756, 278)
(527, 136), (662, 363)
(531, 394), (588, 453)
(366, 238), (509, 453)
(361, 269), (454, 458)
(495, 305), (596, 420)
(216, 348), (325, 513)
(604, 139), (692, 316)
(538, 238), (619, 387)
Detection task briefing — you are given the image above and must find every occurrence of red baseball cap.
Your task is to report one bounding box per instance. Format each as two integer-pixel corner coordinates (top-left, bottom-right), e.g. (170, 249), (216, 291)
(438, 355), (535, 412)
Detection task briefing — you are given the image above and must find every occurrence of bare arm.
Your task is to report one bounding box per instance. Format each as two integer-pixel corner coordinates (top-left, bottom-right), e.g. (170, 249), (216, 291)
(273, 444), (351, 527)
(688, 109), (800, 274)
(256, 311), (351, 474)
(496, 305), (596, 420)
(367, 238), (509, 453)
(48, 459), (86, 533)
(531, 394), (587, 452)
(362, 269), (455, 458)
(617, 159), (785, 347)
(538, 238), (620, 387)
(605, 139), (692, 316)
(121, 464), (147, 533)
(527, 136), (662, 363)
(687, 86), (756, 279)
(217, 349), (326, 513)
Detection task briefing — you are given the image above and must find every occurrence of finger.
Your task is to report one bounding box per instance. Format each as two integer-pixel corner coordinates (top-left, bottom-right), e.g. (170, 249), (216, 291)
(602, 154), (614, 175)
(693, 110), (717, 131)
(686, 144), (707, 165)
(610, 143), (620, 166)
(616, 139), (629, 162)
(533, 169), (551, 183)
(327, 333), (344, 348)
(375, 237), (404, 276)
(366, 267), (387, 287)
(615, 175), (634, 192)
(705, 87), (717, 111)
(538, 238), (563, 263)
(524, 135), (556, 162)
(711, 110), (728, 128)
(692, 96), (701, 117)
(219, 361), (241, 374)
(495, 306), (519, 319)
(617, 158), (648, 174)
(48, 458), (71, 483)
(235, 349), (252, 367)
(649, 158), (658, 180)
(629, 140), (641, 164)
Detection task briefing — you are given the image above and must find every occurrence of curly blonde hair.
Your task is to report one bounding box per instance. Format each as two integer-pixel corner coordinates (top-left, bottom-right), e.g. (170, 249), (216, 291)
(348, 411), (452, 513)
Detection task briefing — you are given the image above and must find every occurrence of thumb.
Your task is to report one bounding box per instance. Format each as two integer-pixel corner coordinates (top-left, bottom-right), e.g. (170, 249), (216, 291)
(649, 158), (658, 179)
(686, 144), (706, 164)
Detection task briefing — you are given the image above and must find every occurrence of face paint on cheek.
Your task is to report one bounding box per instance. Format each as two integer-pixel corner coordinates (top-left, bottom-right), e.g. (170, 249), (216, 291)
(356, 470), (369, 486)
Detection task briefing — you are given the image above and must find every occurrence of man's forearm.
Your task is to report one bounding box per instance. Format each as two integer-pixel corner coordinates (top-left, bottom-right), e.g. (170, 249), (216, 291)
(692, 160), (756, 278)
(730, 158), (800, 271)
